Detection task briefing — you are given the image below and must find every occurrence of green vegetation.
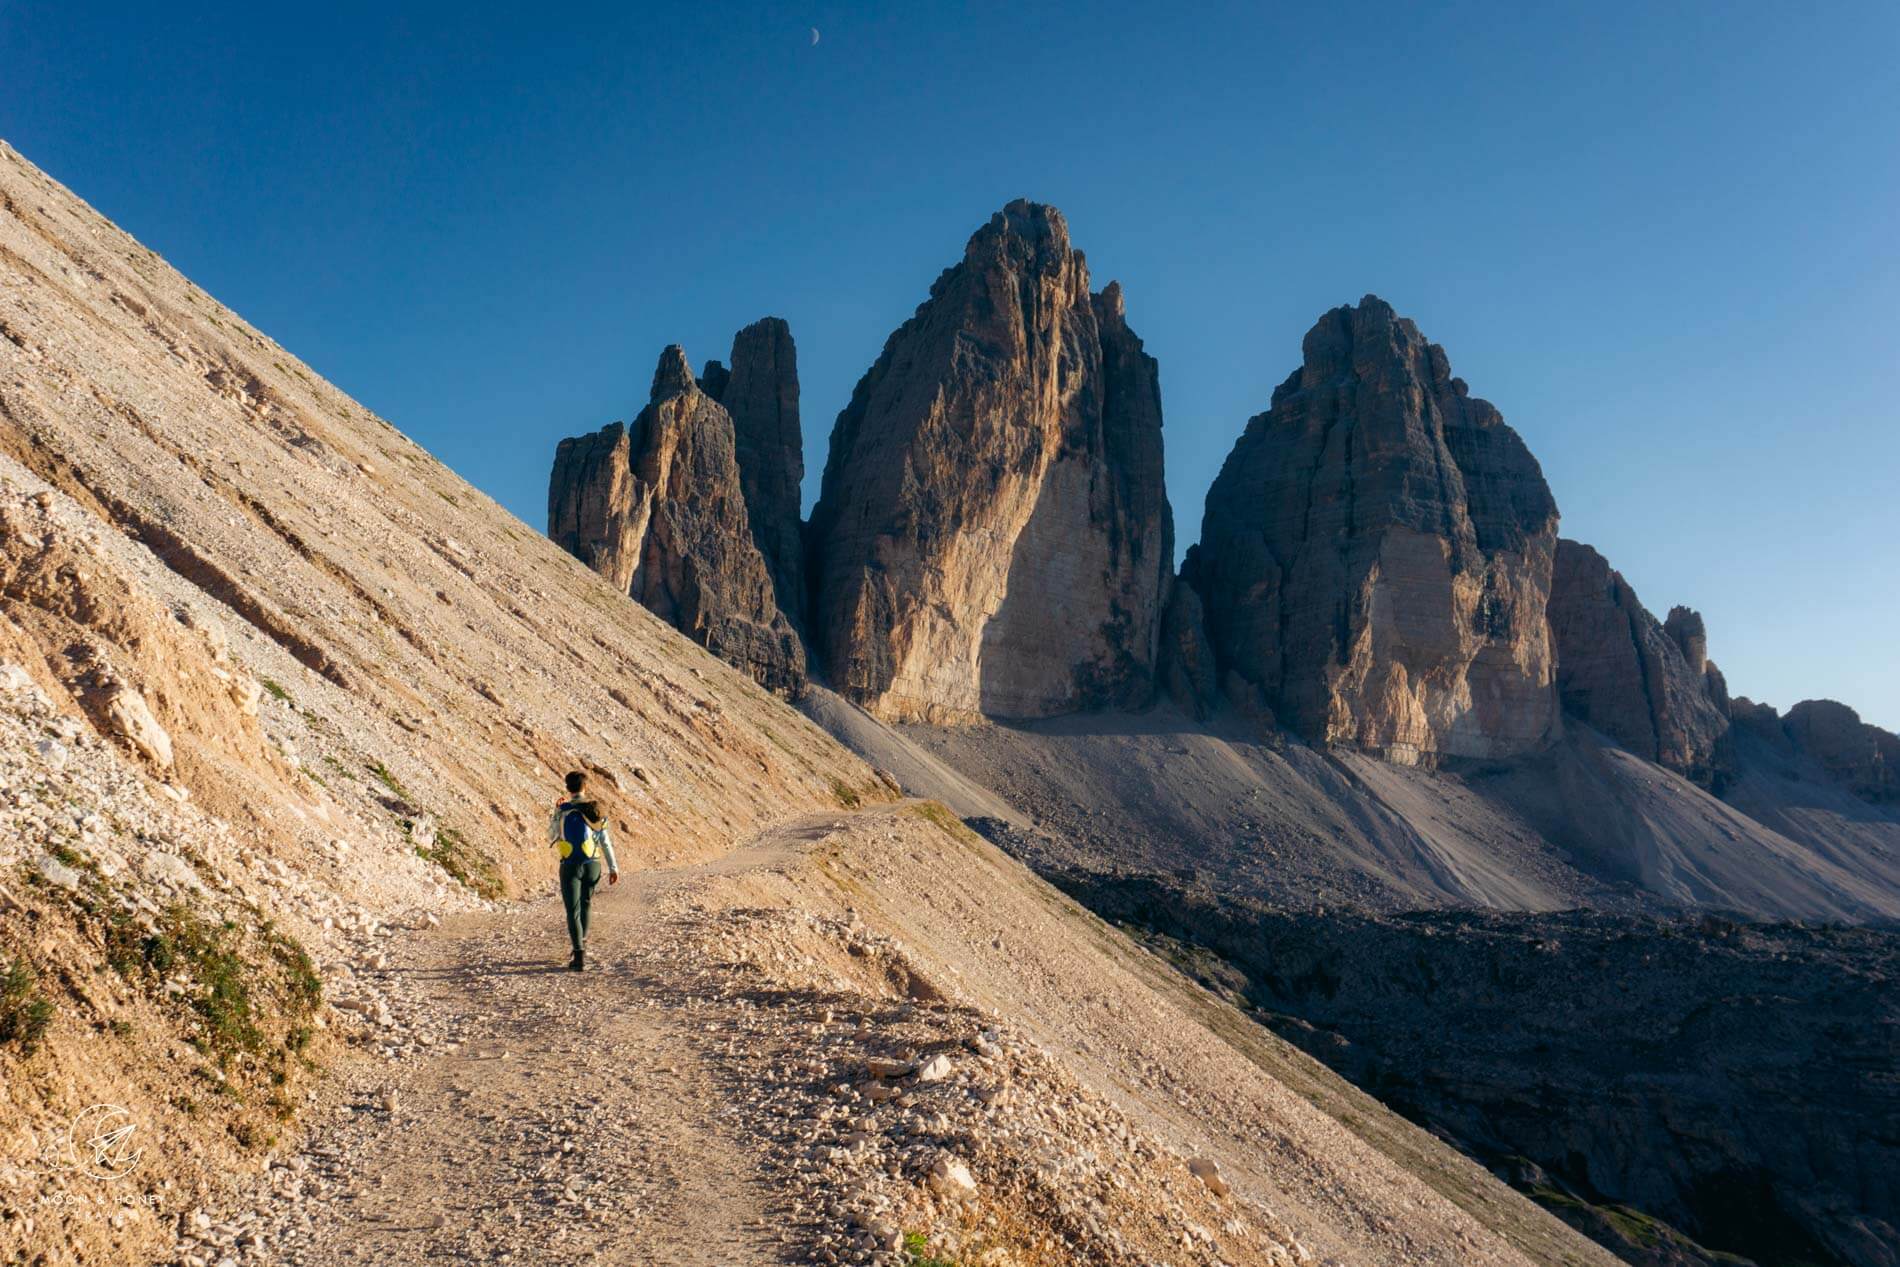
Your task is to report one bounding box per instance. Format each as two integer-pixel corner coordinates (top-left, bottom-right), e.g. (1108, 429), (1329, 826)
(902, 1233), (959, 1267)
(830, 778), (862, 809)
(102, 903), (321, 1068)
(411, 822), (504, 899)
(1530, 1187), (1754, 1264)
(0, 959), (55, 1055)
(367, 760), (410, 802)
(260, 677), (291, 703)
(909, 800), (976, 842)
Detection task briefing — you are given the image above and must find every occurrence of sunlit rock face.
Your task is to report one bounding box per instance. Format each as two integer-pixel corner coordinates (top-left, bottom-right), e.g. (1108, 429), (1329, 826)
(1192, 296), (1561, 764)
(807, 200), (1173, 722)
(549, 346), (804, 693)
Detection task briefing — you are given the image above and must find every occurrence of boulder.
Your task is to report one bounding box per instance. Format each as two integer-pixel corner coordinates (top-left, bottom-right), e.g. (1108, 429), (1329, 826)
(807, 201), (1173, 722)
(913, 1053), (954, 1083)
(1192, 296), (1560, 764)
(1546, 540), (1730, 784)
(927, 1152), (978, 1199)
(548, 346), (805, 693)
(35, 853), (81, 892)
(1187, 1156), (1230, 1197)
(102, 681), (174, 770)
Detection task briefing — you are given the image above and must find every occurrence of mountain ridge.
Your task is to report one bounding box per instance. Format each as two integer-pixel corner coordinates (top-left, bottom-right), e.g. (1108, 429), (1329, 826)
(545, 197), (1900, 927)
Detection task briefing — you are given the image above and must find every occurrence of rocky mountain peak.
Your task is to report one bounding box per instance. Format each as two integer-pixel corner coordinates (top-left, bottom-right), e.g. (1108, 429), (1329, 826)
(651, 343), (698, 399)
(969, 199), (1076, 271)
(1188, 296), (1560, 763)
(1663, 605), (1708, 675)
(806, 200), (1171, 721)
(719, 317), (805, 627)
(1783, 699), (1899, 803)
(549, 344), (803, 693)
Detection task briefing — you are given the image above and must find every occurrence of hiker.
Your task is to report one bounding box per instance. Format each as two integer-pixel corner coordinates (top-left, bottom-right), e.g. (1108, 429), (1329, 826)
(548, 770), (618, 970)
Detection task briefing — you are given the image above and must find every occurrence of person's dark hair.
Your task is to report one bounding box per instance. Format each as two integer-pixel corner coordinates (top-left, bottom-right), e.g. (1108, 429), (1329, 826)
(565, 770), (586, 795)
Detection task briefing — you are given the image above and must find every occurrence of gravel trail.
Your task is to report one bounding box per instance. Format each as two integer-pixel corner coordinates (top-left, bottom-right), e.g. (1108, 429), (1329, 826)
(262, 818), (826, 1267)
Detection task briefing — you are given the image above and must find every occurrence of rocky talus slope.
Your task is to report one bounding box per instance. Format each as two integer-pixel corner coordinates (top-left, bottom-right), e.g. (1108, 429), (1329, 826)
(549, 345), (805, 691)
(1046, 873), (1899, 1267)
(1186, 296), (1561, 764)
(0, 141), (1622, 1267)
(805, 201), (1175, 722)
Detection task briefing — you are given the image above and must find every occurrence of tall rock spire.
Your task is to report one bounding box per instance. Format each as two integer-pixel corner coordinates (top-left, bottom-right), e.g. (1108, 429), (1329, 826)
(548, 346), (804, 693)
(719, 317), (806, 628)
(1189, 297), (1560, 763)
(807, 200), (1174, 721)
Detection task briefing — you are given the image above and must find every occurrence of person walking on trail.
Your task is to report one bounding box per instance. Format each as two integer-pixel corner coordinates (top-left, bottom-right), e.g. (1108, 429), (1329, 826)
(549, 770), (618, 970)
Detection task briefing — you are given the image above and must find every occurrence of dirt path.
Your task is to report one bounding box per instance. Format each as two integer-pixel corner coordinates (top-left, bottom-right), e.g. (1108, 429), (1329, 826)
(258, 815), (839, 1267)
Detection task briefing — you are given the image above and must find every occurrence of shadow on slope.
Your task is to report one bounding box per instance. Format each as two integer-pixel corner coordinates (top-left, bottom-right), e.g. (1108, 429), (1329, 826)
(805, 694), (1900, 922)
(1043, 873), (1896, 1267)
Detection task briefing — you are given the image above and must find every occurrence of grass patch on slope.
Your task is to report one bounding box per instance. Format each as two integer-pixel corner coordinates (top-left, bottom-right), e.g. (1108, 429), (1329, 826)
(909, 800), (981, 843)
(0, 958), (55, 1055)
(412, 822), (503, 899)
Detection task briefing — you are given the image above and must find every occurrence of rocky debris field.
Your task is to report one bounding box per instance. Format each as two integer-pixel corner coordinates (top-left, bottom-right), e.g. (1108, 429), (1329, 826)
(1050, 865), (1900, 1267)
(0, 642), (498, 1264)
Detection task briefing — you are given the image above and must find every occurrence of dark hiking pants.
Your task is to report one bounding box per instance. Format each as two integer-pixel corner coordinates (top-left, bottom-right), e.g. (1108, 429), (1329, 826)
(559, 856), (602, 958)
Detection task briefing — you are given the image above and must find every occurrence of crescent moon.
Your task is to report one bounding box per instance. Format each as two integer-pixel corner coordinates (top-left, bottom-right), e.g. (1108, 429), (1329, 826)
(810, 27), (820, 45)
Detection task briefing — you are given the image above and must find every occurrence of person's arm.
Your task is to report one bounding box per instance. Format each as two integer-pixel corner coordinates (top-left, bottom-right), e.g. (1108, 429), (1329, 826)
(547, 804), (565, 848)
(596, 819), (619, 880)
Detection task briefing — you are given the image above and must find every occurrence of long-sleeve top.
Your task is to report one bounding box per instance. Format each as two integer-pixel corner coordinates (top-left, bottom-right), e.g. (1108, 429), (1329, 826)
(547, 800), (618, 872)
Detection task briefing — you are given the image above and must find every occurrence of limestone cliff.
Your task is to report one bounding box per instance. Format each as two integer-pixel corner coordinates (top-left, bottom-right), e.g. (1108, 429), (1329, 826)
(1546, 540), (1729, 784)
(548, 347), (804, 692)
(1190, 297), (1560, 763)
(806, 201), (1173, 722)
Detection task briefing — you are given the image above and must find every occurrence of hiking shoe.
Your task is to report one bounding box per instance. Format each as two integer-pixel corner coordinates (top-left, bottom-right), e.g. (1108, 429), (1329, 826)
(567, 954), (583, 972)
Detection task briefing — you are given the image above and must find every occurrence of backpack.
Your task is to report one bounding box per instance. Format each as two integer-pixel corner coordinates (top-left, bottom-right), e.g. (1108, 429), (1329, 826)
(557, 802), (599, 861)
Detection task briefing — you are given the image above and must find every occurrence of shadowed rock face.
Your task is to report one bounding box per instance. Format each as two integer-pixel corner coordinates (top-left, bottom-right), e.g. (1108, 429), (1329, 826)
(807, 200), (1173, 722)
(1782, 699), (1900, 803)
(1548, 540), (1729, 785)
(1191, 297), (1560, 764)
(713, 318), (806, 629)
(548, 346), (804, 692)
(1159, 557), (1218, 721)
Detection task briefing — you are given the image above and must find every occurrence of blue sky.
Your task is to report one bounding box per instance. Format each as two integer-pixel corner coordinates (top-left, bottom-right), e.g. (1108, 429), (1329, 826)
(4, 1), (1897, 727)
